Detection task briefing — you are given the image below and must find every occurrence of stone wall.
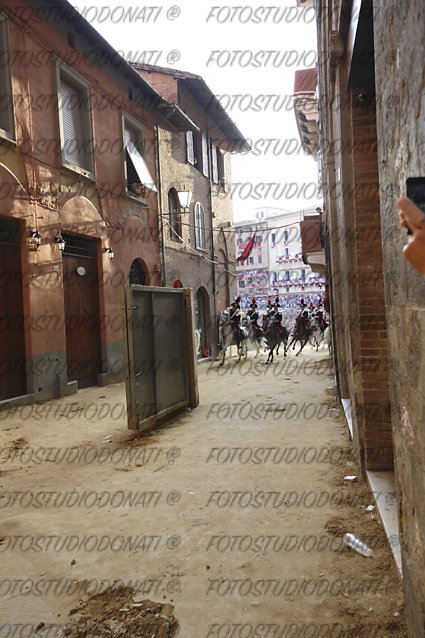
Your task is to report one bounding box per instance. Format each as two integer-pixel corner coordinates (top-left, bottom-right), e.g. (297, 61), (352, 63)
(373, 1), (425, 633)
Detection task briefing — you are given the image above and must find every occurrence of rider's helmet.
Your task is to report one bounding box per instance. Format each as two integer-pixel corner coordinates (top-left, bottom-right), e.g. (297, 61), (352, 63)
(250, 298), (257, 309)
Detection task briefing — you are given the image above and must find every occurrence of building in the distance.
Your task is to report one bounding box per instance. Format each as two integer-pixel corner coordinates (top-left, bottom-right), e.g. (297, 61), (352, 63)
(235, 208), (325, 307)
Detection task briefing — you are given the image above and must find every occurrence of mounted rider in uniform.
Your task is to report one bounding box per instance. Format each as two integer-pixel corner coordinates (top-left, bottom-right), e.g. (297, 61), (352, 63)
(263, 298), (273, 334)
(313, 308), (328, 334)
(301, 309), (312, 338)
(228, 299), (242, 345)
(247, 298), (262, 342)
(269, 297), (284, 335)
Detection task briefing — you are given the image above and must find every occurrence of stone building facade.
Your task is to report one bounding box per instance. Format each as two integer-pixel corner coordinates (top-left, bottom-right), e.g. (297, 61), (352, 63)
(305, 0), (425, 634)
(130, 64), (249, 357)
(0, 0), (193, 406)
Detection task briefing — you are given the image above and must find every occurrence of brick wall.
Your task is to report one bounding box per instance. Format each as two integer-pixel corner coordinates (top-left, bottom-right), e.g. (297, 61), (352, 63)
(350, 95), (393, 471)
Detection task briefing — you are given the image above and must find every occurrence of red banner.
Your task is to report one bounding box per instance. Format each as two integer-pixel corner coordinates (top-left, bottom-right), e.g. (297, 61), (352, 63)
(236, 233), (255, 262)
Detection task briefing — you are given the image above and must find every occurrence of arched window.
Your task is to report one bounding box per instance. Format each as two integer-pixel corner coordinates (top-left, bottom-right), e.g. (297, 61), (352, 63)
(168, 188), (182, 241)
(129, 259), (147, 285)
(194, 202), (206, 250)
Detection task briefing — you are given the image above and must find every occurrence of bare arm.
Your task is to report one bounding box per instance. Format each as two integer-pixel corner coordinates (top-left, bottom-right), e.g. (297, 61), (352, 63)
(397, 197), (425, 276)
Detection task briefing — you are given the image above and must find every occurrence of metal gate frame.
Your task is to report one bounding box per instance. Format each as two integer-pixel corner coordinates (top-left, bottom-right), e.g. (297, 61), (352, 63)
(122, 285), (199, 431)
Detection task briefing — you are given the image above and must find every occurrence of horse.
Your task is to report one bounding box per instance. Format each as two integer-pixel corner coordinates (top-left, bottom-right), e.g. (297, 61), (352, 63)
(241, 314), (263, 358)
(309, 318), (325, 351)
(263, 319), (289, 364)
(217, 309), (248, 366)
(194, 328), (201, 356)
(324, 326), (331, 354)
(285, 314), (311, 356)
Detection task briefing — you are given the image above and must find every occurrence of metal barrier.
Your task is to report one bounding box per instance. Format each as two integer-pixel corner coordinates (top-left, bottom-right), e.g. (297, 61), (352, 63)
(122, 285), (198, 431)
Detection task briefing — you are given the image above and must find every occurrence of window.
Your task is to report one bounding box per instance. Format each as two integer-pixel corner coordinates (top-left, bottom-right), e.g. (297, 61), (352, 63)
(284, 247), (289, 257)
(194, 202), (206, 250)
(168, 188), (182, 241)
(258, 255), (262, 264)
(284, 230), (288, 242)
(187, 129), (210, 177)
(123, 114), (157, 197)
(211, 141), (219, 183)
(217, 151), (228, 191)
(248, 256), (254, 265)
(186, 131), (195, 165)
(285, 271), (290, 281)
(201, 132), (209, 177)
(239, 281), (245, 288)
(57, 65), (94, 176)
(0, 13), (14, 141)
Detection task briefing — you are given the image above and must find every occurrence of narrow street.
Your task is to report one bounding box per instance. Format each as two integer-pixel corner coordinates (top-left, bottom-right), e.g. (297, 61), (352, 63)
(0, 349), (406, 637)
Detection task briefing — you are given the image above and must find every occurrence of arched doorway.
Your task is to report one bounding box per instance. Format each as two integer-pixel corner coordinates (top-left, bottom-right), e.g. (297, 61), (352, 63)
(194, 286), (209, 355)
(129, 258), (148, 285)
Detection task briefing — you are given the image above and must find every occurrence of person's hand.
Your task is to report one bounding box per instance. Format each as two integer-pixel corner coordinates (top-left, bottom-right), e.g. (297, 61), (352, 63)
(397, 197), (425, 276)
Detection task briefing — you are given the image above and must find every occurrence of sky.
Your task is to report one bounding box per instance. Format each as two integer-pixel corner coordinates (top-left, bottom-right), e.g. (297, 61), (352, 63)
(74, 0), (320, 221)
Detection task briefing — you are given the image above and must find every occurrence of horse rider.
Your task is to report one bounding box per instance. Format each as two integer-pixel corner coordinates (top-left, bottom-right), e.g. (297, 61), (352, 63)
(247, 298), (262, 341)
(301, 309), (312, 338)
(263, 298), (273, 334)
(313, 308), (328, 334)
(269, 297), (284, 335)
(228, 300), (242, 345)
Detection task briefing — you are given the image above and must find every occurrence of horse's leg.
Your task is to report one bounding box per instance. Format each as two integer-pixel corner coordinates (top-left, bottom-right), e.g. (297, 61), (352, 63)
(296, 337), (308, 356)
(220, 345), (227, 366)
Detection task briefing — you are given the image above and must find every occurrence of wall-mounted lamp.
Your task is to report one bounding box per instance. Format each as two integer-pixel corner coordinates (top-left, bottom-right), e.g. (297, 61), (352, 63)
(54, 234), (65, 251)
(104, 247), (114, 259)
(29, 230), (42, 246)
(177, 189), (192, 213)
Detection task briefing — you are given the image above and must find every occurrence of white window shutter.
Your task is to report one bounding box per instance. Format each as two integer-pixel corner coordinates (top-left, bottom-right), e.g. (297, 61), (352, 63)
(222, 152), (228, 192)
(194, 202), (206, 250)
(194, 202), (200, 248)
(211, 141), (218, 183)
(186, 131), (195, 164)
(201, 132), (209, 177)
(125, 124), (157, 192)
(60, 80), (84, 168)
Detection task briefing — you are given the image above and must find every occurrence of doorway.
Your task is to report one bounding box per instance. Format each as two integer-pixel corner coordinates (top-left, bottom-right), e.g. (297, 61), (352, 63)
(62, 233), (101, 388)
(0, 217), (26, 400)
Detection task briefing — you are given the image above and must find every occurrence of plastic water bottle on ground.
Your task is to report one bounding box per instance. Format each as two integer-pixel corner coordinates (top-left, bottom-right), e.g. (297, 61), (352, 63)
(343, 533), (374, 557)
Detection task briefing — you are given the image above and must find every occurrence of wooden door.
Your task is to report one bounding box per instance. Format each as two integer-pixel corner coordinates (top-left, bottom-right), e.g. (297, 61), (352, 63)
(0, 218), (26, 400)
(62, 237), (101, 388)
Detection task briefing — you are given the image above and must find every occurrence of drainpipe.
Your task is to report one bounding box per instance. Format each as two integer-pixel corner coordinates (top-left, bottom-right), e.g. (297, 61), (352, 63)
(155, 125), (166, 286)
(208, 149), (218, 358)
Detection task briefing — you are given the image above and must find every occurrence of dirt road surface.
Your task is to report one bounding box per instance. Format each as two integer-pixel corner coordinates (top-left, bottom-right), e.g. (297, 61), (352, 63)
(0, 348), (406, 637)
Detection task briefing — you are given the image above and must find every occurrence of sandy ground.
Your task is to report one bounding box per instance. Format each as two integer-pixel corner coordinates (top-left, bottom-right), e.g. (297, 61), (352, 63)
(0, 346), (407, 637)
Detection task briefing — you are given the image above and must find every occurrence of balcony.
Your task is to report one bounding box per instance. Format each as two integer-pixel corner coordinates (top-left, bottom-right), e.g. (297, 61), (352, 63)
(300, 219), (325, 276)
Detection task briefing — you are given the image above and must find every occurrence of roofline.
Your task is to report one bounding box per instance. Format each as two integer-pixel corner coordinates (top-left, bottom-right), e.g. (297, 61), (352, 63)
(131, 63), (251, 152)
(25, 0), (197, 131)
